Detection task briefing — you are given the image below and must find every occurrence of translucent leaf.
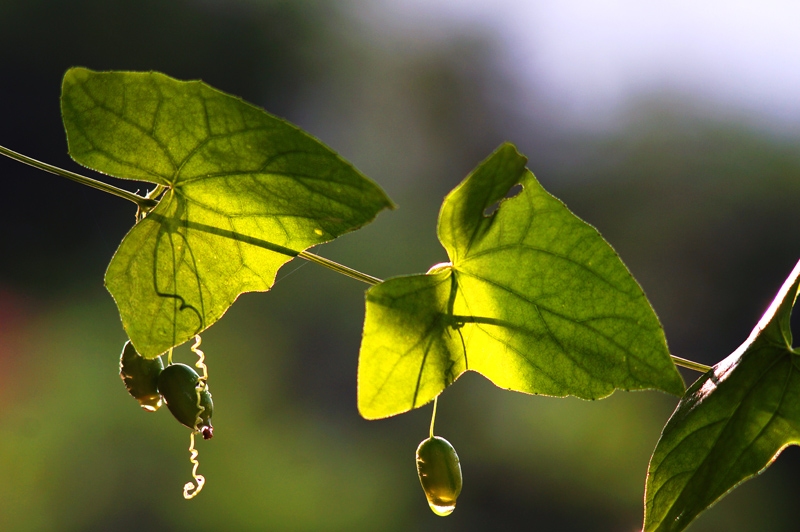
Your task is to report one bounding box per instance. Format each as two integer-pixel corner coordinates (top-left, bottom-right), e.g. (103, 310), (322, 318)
(643, 259), (800, 532)
(358, 143), (684, 419)
(61, 68), (393, 357)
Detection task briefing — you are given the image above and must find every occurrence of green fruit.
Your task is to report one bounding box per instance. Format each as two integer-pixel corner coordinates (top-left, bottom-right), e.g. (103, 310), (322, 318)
(157, 363), (214, 439)
(416, 436), (462, 516)
(119, 340), (164, 411)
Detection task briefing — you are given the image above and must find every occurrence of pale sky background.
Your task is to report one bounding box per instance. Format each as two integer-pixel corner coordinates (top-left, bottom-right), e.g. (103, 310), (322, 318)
(359, 0), (800, 132)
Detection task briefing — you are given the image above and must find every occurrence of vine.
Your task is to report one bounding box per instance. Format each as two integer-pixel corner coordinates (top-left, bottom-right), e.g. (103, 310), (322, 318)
(2, 67), (797, 532)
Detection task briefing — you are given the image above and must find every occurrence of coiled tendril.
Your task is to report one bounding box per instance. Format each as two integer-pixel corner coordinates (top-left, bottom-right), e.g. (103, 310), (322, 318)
(183, 334), (210, 499)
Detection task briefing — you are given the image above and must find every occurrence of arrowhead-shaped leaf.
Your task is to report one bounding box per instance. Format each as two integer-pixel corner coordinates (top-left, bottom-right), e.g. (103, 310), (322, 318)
(61, 68), (393, 357)
(643, 259), (800, 532)
(358, 143), (684, 419)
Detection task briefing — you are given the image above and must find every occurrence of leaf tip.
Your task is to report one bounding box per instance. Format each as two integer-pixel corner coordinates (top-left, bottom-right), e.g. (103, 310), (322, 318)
(62, 65), (89, 83)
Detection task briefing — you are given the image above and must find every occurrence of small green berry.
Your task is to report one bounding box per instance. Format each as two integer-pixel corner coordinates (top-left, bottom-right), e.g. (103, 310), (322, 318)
(157, 363), (214, 439)
(119, 340), (164, 411)
(416, 436), (462, 516)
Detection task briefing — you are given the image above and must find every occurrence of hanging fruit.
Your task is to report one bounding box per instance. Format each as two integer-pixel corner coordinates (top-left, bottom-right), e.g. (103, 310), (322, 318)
(119, 340), (164, 411)
(157, 363), (214, 439)
(416, 435), (462, 516)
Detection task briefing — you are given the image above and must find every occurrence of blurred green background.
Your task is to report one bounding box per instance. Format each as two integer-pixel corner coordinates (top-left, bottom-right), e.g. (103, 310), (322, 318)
(2, 1), (800, 530)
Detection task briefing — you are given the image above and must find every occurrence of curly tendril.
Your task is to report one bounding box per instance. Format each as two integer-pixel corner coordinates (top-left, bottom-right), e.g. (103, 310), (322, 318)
(183, 431), (205, 499)
(182, 334), (212, 499)
(191, 335), (208, 382)
(190, 335), (212, 439)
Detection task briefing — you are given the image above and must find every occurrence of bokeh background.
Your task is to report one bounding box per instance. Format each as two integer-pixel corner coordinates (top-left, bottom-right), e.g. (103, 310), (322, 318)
(2, 1), (800, 530)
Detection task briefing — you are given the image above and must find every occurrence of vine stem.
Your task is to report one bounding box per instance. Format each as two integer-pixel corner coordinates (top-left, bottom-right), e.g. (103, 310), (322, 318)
(297, 251), (382, 285)
(3, 144), (712, 376)
(670, 355), (711, 373)
(0, 144), (158, 211)
(296, 253), (712, 375)
(0, 143), (377, 285)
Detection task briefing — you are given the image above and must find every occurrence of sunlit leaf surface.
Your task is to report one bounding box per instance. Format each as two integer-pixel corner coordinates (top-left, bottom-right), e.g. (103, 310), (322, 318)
(358, 143), (684, 419)
(61, 68), (393, 357)
(644, 259), (800, 532)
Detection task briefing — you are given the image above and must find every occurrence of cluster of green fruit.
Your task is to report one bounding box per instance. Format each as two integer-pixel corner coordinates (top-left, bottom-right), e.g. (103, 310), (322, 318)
(119, 341), (213, 439)
(121, 335), (465, 512)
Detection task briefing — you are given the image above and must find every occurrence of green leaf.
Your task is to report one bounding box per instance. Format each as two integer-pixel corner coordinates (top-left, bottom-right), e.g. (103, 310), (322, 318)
(358, 143), (684, 419)
(61, 68), (393, 357)
(643, 259), (800, 532)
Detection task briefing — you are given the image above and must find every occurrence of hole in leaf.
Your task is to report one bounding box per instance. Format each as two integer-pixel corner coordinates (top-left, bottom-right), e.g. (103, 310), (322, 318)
(483, 183), (523, 217)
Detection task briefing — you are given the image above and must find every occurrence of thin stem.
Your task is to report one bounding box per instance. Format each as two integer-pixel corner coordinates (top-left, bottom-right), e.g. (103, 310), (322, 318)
(0, 144), (158, 211)
(299, 249), (714, 375)
(429, 396), (438, 439)
(671, 355), (711, 373)
(7, 141), (715, 376)
(0, 145), (383, 285)
(297, 251), (383, 286)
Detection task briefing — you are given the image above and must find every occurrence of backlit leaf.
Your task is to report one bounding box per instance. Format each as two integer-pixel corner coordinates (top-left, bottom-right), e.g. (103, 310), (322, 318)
(61, 68), (393, 357)
(643, 259), (800, 532)
(358, 143), (684, 419)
